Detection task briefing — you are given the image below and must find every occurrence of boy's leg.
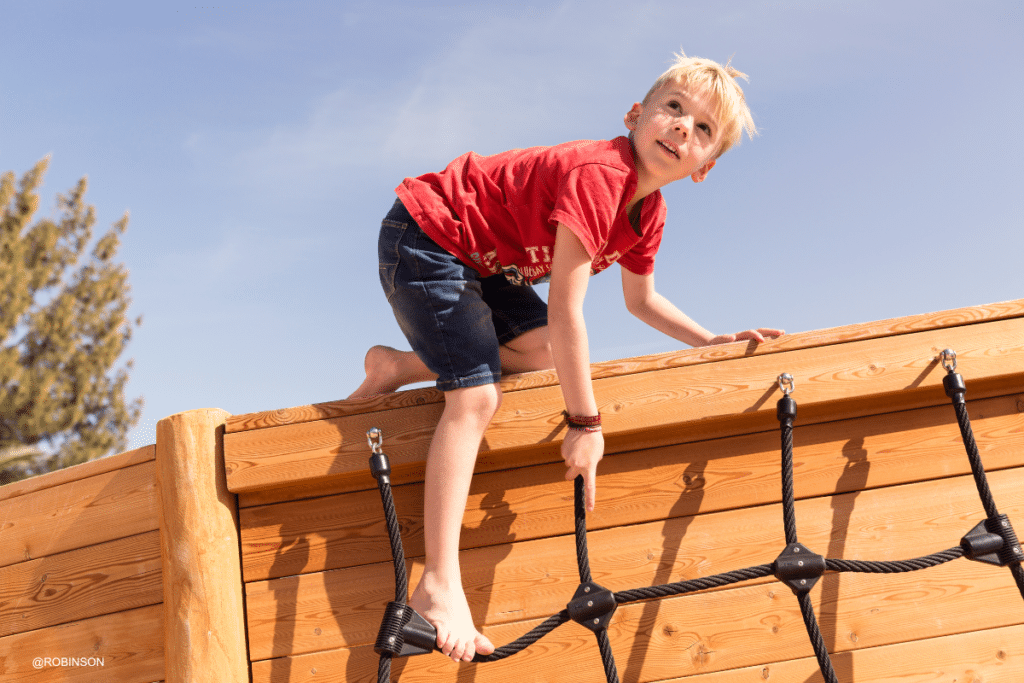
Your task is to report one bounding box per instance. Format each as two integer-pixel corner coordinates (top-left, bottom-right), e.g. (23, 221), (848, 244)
(482, 275), (552, 376)
(349, 327), (552, 399)
(348, 346), (436, 399)
(409, 382), (501, 662)
(499, 326), (552, 374)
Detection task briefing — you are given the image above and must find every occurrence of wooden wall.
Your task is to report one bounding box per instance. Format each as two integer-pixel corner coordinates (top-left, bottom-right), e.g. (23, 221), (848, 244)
(2, 300), (1020, 682)
(224, 300), (1024, 682)
(0, 408), (249, 683)
(0, 446), (165, 682)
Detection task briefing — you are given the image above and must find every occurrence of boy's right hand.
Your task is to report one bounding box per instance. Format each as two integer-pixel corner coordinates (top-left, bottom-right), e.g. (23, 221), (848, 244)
(562, 429), (604, 512)
(705, 328), (785, 345)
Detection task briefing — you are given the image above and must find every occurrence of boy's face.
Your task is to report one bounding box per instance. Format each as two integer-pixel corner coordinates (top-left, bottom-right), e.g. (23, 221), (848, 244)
(624, 80), (722, 189)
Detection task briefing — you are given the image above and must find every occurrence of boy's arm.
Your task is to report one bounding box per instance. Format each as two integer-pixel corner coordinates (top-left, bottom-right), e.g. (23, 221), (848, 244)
(549, 223), (604, 511)
(620, 268), (783, 346)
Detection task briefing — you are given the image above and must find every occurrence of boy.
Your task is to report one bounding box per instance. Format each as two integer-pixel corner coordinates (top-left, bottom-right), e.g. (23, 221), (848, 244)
(349, 52), (783, 663)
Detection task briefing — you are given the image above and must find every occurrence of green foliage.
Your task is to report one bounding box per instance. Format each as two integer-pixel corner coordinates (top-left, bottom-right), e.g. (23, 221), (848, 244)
(0, 158), (142, 485)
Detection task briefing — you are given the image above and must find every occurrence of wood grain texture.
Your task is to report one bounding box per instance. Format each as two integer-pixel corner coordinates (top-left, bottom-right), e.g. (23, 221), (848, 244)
(239, 393), (1024, 579)
(0, 445), (155, 503)
(243, 467), (1023, 659)
(249, 559), (1024, 682)
(656, 623), (1024, 682)
(224, 316), (1024, 496)
(156, 408), (248, 683)
(0, 604), (164, 683)
(226, 299), (1024, 434)
(0, 461), (158, 570)
(0, 531), (162, 638)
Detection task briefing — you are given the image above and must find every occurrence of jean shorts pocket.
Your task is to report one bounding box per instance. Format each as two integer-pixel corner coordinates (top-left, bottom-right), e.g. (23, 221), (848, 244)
(378, 220), (404, 267)
(379, 264), (397, 300)
(378, 220), (405, 300)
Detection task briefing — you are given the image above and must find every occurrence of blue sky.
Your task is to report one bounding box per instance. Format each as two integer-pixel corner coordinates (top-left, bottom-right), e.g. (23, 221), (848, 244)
(2, 0), (1021, 452)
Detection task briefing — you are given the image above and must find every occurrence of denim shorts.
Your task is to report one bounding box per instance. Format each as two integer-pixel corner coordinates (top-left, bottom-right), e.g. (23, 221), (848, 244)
(378, 199), (548, 391)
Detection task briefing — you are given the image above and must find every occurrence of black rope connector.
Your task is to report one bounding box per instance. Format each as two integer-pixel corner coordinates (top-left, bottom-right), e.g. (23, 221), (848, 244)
(962, 515), (1023, 566)
(567, 581), (618, 633)
(374, 601), (438, 657)
(370, 452), (391, 483)
(368, 428), (392, 483)
(777, 395), (797, 425)
(773, 542), (826, 595)
(942, 370), (967, 403)
(961, 521), (1004, 565)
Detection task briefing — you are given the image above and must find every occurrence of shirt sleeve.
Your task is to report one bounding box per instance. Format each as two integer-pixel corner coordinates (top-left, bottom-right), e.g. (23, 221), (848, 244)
(617, 199), (666, 275)
(548, 163), (629, 259)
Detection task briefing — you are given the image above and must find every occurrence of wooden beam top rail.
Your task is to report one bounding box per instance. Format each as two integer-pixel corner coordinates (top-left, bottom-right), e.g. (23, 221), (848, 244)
(0, 445), (154, 503)
(224, 299), (1024, 434)
(224, 307), (1024, 497)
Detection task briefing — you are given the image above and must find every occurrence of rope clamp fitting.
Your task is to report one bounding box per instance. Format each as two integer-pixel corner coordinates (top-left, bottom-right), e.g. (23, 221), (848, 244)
(773, 543), (826, 595)
(373, 601), (438, 658)
(567, 581), (617, 633)
(961, 514), (1022, 567)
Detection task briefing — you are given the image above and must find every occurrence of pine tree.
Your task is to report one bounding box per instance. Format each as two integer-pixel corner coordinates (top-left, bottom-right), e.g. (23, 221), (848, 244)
(0, 158), (142, 485)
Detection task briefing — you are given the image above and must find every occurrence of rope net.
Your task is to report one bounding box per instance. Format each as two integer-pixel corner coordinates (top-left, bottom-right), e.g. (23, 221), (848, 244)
(367, 354), (1023, 682)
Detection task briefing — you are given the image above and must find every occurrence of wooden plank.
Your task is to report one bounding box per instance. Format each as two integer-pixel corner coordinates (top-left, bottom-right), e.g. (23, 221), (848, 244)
(0, 531), (162, 638)
(156, 408), (248, 683)
(239, 393), (1024, 578)
(0, 461), (158, 570)
(249, 559), (1024, 682)
(0, 445), (154, 503)
(0, 604), (164, 683)
(655, 623), (1024, 682)
(224, 316), (1024, 496)
(226, 298), (1024, 434)
(243, 467), (1024, 659)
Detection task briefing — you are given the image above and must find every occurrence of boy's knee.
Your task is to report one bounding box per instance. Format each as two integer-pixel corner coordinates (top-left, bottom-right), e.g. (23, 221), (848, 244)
(480, 383), (502, 416)
(447, 383), (502, 424)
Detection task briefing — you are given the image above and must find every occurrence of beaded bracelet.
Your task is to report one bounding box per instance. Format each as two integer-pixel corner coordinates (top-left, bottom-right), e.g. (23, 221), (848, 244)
(563, 411), (602, 433)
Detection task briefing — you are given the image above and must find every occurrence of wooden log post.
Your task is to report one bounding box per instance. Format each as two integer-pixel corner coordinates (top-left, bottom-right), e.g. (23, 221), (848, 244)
(156, 408), (249, 683)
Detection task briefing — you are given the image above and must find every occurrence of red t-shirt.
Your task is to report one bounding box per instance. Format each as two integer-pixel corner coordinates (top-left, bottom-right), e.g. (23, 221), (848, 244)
(395, 136), (666, 285)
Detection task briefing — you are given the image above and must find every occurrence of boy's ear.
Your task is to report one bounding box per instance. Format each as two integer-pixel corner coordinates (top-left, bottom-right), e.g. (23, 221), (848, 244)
(624, 103), (643, 131)
(691, 158), (716, 183)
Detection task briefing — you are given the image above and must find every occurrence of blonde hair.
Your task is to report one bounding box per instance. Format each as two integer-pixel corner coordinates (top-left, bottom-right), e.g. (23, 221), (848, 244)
(643, 51), (757, 158)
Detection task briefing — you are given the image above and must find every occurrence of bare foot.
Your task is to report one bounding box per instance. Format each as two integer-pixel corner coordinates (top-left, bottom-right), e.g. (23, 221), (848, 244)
(408, 572), (495, 663)
(348, 346), (433, 399)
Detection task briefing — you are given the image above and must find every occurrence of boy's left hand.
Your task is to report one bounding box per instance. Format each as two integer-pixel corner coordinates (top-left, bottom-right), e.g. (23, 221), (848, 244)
(562, 429), (604, 512)
(706, 328), (785, 345)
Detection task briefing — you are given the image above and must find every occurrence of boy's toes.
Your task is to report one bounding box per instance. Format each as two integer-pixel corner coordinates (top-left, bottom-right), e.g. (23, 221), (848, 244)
(435, 625), (452, 656)
(475, 633), (495, 656)
(449, 639), (465, 662)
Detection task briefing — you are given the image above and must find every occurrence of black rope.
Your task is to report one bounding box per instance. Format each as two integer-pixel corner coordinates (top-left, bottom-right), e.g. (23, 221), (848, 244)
(615, 564), (775, 603)
(776, 390), (839, 683)
(570, 474), (621, 683)
(1010, 564), (1024, 598)
(596, 630), (620, 683)
(378, 655), (391, 683)
(780, 406), (799, 545)
(473, 610), (571, 661)
(574, 475), (593, 584)
(950, 398), (1000, 520)
(944, 366), (1024, 601)
(797, 591), (838, 683)
(826, 547), (964, 573)
(377, 476), (409, 603)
